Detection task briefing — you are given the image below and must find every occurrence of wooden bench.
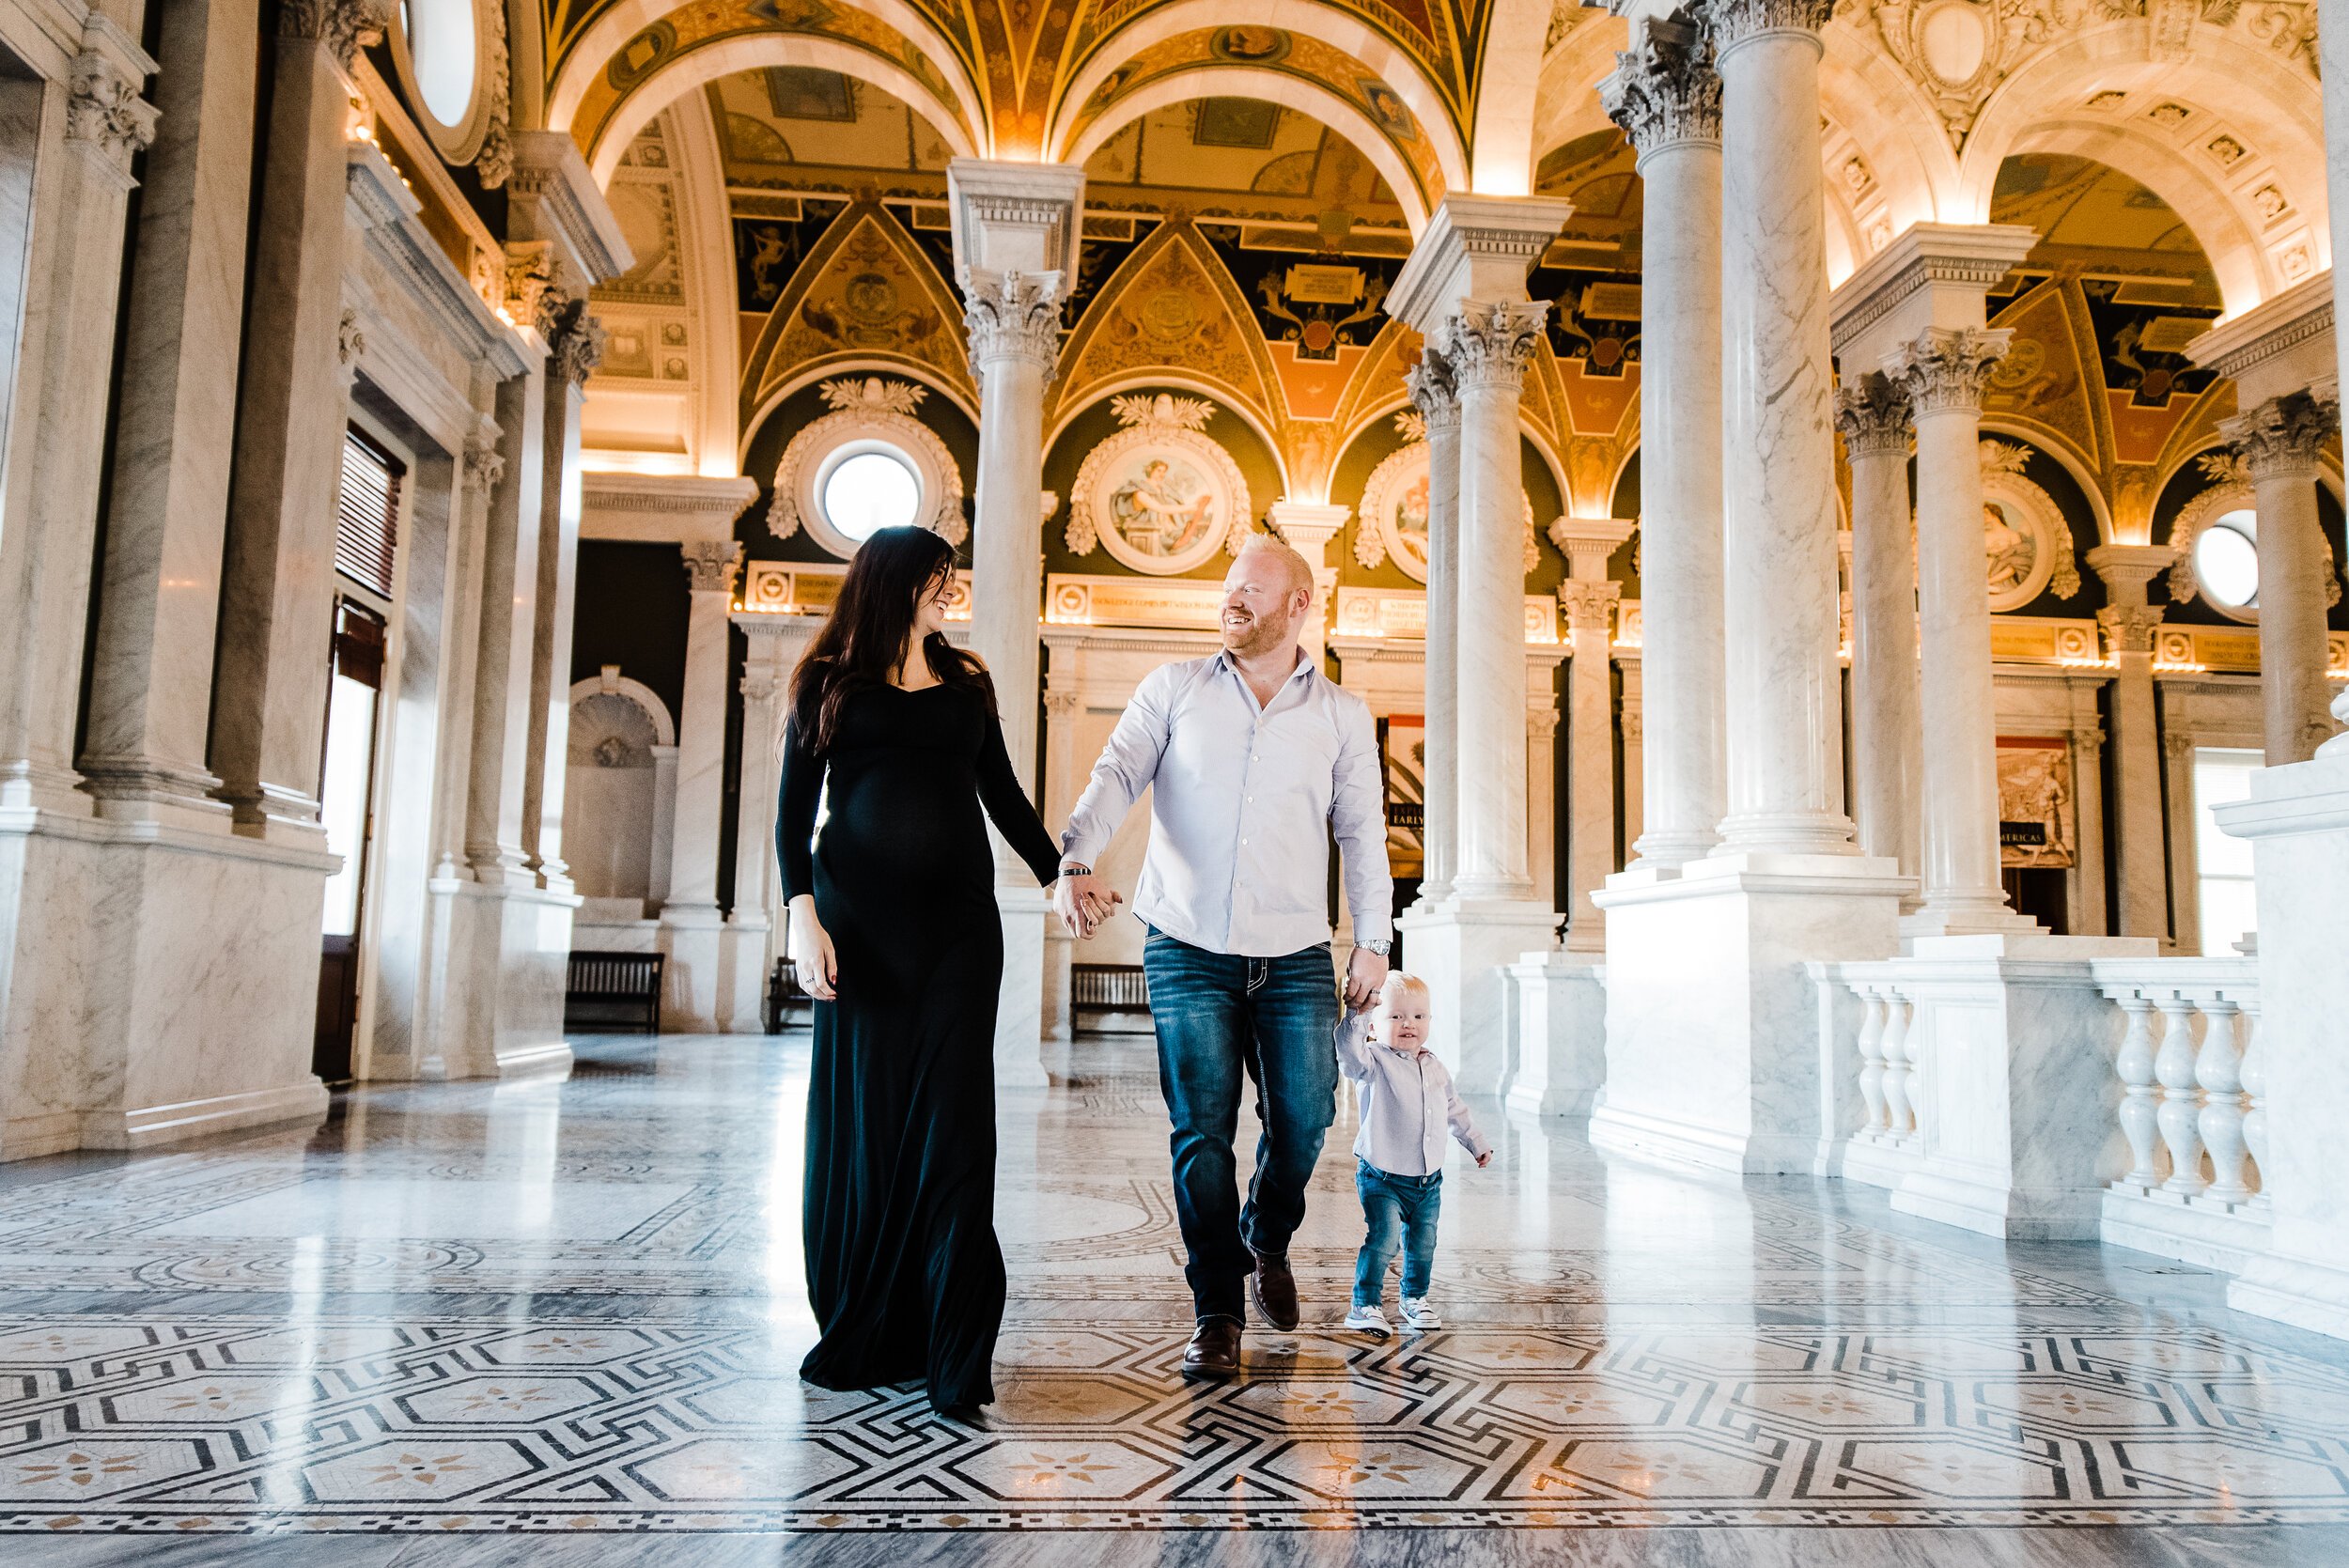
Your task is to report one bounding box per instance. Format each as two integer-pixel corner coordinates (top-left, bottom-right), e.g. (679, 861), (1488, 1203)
(765, 960), (810, 1034)
(565, 950), (664, 1035)
(1073, 963), (1152, 1033)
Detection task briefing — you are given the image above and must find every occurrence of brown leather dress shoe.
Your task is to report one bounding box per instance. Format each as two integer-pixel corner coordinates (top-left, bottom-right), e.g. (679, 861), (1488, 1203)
(1181, 1316), (1243, 1381)
(1249, 1249), (1300, 1331)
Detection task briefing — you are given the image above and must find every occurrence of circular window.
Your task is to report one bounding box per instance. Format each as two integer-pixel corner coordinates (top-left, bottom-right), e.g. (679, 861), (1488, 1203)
(404, 0), (478, 128)
(820, 448), (922, 542)
(2194, 511), (2260, 611)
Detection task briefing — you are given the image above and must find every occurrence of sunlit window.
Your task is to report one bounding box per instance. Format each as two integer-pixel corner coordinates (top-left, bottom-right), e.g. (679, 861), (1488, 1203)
(405, 0), (477, 127)
(2192, 747), (2260, 955)
(2193, 511), (2259, 610)
(821, 448), (921, 541)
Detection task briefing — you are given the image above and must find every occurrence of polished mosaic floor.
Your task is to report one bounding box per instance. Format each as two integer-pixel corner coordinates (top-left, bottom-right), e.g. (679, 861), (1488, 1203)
(4, 1032), (2349, 1563)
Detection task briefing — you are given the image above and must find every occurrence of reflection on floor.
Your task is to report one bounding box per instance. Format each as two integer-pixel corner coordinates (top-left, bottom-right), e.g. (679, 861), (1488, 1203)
(4, 1032), (2349, 1565)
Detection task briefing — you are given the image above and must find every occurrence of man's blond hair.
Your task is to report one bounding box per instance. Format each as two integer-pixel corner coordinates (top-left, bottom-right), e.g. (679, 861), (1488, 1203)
(1234, 533), (1315, 600)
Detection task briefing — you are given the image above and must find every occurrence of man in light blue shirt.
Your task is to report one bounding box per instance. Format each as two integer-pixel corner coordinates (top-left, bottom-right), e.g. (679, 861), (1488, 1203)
(1055, 536), (1393, 1381)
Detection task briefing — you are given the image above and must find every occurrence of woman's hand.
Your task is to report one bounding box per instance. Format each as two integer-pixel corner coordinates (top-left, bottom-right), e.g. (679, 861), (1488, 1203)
(787, 894), (838, 1001)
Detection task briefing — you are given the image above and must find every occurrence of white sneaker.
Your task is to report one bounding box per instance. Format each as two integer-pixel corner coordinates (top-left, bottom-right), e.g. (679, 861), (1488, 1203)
(1343, 1304), (1391, 1337)
(1400, 1296), (1441, 1330)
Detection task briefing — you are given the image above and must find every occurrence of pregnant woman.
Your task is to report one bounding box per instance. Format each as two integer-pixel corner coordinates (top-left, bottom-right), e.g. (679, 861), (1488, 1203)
(777, 524), (1065, 1414)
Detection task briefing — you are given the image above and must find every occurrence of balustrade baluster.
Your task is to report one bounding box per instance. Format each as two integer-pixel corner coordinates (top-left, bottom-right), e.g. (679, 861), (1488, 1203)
(1855, 988), (1889, 1136)
(2238, 995), (2267, 1207)
(2153, 996), (2206, 1196)
(2112, 994), (2162, 1188)
(1878, 993), (1912, 1140)
(2195, 999), (2250, 1203)
(1899, 987), (1927, 1146)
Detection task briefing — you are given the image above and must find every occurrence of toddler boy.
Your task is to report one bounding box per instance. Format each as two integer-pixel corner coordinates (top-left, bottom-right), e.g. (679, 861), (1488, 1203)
(1335, 972), (1489, 1335)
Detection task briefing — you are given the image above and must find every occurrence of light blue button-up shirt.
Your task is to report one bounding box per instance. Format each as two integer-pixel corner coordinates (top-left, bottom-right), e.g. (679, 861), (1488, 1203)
(1060, 650), (1392, 957)
(1335, 1010), (1490, 1177)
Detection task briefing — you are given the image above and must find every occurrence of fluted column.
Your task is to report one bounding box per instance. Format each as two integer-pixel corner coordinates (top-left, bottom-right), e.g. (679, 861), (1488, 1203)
(665, 541), (743, 917)
(1887, 327), (2033, 933)
(1446, 304), (1548, 897)
(1707, 0), (1852, 854)
(2225, 390), (2340, 764)
(1558, 579), (1622, 949)
(213, 0), (390, 838)
(0, 20), (157, 814)
(2091, 545), (2173, 944)
(1408, 352), (1462, 904)
(1834, 373), (1921, 882)
(1602, 17), (1724, 868)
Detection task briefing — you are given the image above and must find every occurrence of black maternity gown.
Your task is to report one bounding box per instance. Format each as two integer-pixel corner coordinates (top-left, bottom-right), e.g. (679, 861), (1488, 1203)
(777, 674), (1062, 1409)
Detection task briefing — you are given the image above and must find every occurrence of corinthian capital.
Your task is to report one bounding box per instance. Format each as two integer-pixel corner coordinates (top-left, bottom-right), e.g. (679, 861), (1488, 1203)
(962, 268), (1064, 378)
(1832, 371), (1910, 457)
(2220, 387), (2339, 484)
(1442, 301), (1548, 393)
(1699, 0), (1841, 54)
(1405, 348), (1460, 432)
(66, 49), (158, 175)
(2096, 602), (2164, 656)
(461, 433), (505, 495)
(682, 540), (745, 596)
(279, 0), (394, 70)
(1883, 326), (2010, 418)
(550, 303), (608, 387)
(1557, 579), (1623, 633)
(1600, 21), (1721, 159)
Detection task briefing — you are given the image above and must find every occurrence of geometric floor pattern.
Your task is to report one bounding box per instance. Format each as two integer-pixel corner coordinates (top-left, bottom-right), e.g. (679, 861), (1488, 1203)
(4, 1032), (2349, 1553)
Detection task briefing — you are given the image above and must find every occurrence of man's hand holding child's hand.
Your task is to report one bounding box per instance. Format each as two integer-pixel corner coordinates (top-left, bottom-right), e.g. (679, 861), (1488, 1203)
(1475, 1151), (1491, 1169)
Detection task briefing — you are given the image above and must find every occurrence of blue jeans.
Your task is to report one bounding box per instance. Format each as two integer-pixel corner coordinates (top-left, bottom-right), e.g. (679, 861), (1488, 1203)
(1354, 1160), (1442, 1307)
(1142, 927), (1339, 1322)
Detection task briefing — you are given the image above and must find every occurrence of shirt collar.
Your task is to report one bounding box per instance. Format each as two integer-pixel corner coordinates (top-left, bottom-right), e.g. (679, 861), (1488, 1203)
(1213, 645), (1317, 691)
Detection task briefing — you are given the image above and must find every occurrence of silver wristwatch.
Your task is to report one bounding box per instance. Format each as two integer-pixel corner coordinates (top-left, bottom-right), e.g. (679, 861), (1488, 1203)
(1358, 938), (1393, 957)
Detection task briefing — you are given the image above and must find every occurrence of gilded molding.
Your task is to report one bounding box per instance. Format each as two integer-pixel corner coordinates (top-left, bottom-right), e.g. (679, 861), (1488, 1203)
(1884, 326), (2012, 417)
(1832, 371), (1910, 456)
(1600, 21), (1722, 160)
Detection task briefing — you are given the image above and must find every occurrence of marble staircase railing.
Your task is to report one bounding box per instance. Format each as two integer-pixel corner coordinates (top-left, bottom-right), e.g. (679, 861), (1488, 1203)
(2088, 957), (2270, 1274)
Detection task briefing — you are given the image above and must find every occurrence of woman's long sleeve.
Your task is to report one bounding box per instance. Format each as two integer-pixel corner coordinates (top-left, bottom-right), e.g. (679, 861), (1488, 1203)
(776, 709), (824, 901)
(975, 706), (1066, 888)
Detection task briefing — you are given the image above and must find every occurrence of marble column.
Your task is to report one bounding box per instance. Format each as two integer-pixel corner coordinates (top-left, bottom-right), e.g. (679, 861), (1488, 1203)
(2224, 390), (2340, 765)
(1710, 0), (1850, 855)
(466, 365), (550, 890)
(950, 157), (1084, 1088)
(1618, 656), (1645, 852)
(661, 540), (743, 1030)
(2068, 723), (2109, 937)
(725, 617), (791, 1032)
(1269, 501), (1349, 662)
(79, 0), (253, 827)
(1526, 696), (1564, 913)
(2090, 545), (2172, 944)
(1039, 683), (1084, 1043)
(214, 0), (390, 840)
(1408, 351), (1462, 905)
(1601, 16), (1724, 869)
(521, 305), (605, 892)
(1833, 374), (1921, 881)
(1888, 327), (2035, 935)
(1553, 520), (1632, 951)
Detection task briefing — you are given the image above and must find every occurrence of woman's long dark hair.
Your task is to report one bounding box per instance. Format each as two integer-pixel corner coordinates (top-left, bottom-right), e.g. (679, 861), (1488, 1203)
(789, 525), (991, 753)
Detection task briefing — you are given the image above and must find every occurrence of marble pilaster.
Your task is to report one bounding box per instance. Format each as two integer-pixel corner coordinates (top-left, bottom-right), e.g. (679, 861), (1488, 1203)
(521, 307), (605, 893)
(1553, 520), (1633, 952)
(2223, 390), (2340, 764)
(79, 0), (254, 826)
(1602, 16), (1724, 870)
(1408, 351), (1462, 906)
(724, 616), (796, 1033)
(464, 365), (549, 889)
(213, 0), (390, 841)
(1832, 375), (1921, 882)
(660, 539), (743, 1032)
(2090, 546), (2173, 945)
(950, 157), (1084, 1087)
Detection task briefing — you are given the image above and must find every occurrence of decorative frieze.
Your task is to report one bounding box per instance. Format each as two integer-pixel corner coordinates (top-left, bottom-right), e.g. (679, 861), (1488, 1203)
(279, 0), (393, 70)
(681, 540), (745, 596)
(1600, 20), (1722, 159)
(1884, 326), (2012, 417)
(962, 269), (1064, 374)
(2220, 387), (2340, 483)
(1442, 301), (1548, 393)
(1832, 371), (1910, 456)
(65, 49), (158, 176)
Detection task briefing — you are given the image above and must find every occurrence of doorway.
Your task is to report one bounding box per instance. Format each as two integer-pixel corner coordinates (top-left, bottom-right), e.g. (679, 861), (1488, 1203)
(315, 597), (387, 1082)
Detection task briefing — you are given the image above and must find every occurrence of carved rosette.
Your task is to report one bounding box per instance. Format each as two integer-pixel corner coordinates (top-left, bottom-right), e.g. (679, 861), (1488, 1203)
(461, 434), (506, 495)
(1557, 579), (1623, 634)
(2096, 602), (2164, 656)
(1832, 371), (1910, 457)
(65, 50), (158, 176)
(2220, 388), (2339, 484)
(1442, 301), (1548, 394)
(681, 540), (745, 596)
(551, 304), (608, 387)
(1600, 23), (1722, 158)
(279, 0), (393, 71)
(1700, 0), (1841, 54)
(1885, 327), (2011, 418)
(962, 269), (1064, 380)
(1404, 347), (1460, 433)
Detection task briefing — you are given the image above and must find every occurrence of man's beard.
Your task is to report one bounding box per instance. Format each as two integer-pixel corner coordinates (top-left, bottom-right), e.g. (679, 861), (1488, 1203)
(1221, 611), (1291, 657)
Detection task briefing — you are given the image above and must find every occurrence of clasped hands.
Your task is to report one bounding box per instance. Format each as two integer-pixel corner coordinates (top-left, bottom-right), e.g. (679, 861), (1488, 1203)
(1053, 870), (1123, 939)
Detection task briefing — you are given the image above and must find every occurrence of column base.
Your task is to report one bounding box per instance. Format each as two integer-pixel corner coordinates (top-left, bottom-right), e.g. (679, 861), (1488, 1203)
(1629, 829), (1719, 871)
(424, 879), (579, 1075)
(1395, 896), (1558, 1095)
(1590, 852), (1909, 1174)
(1714, 813), (1859, 858)
(1899, 894), (2043, 943)
(1502, 952), (1605, 1118)
(657, 903), (726, 1032)
(995, 885), (1050, 1090)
